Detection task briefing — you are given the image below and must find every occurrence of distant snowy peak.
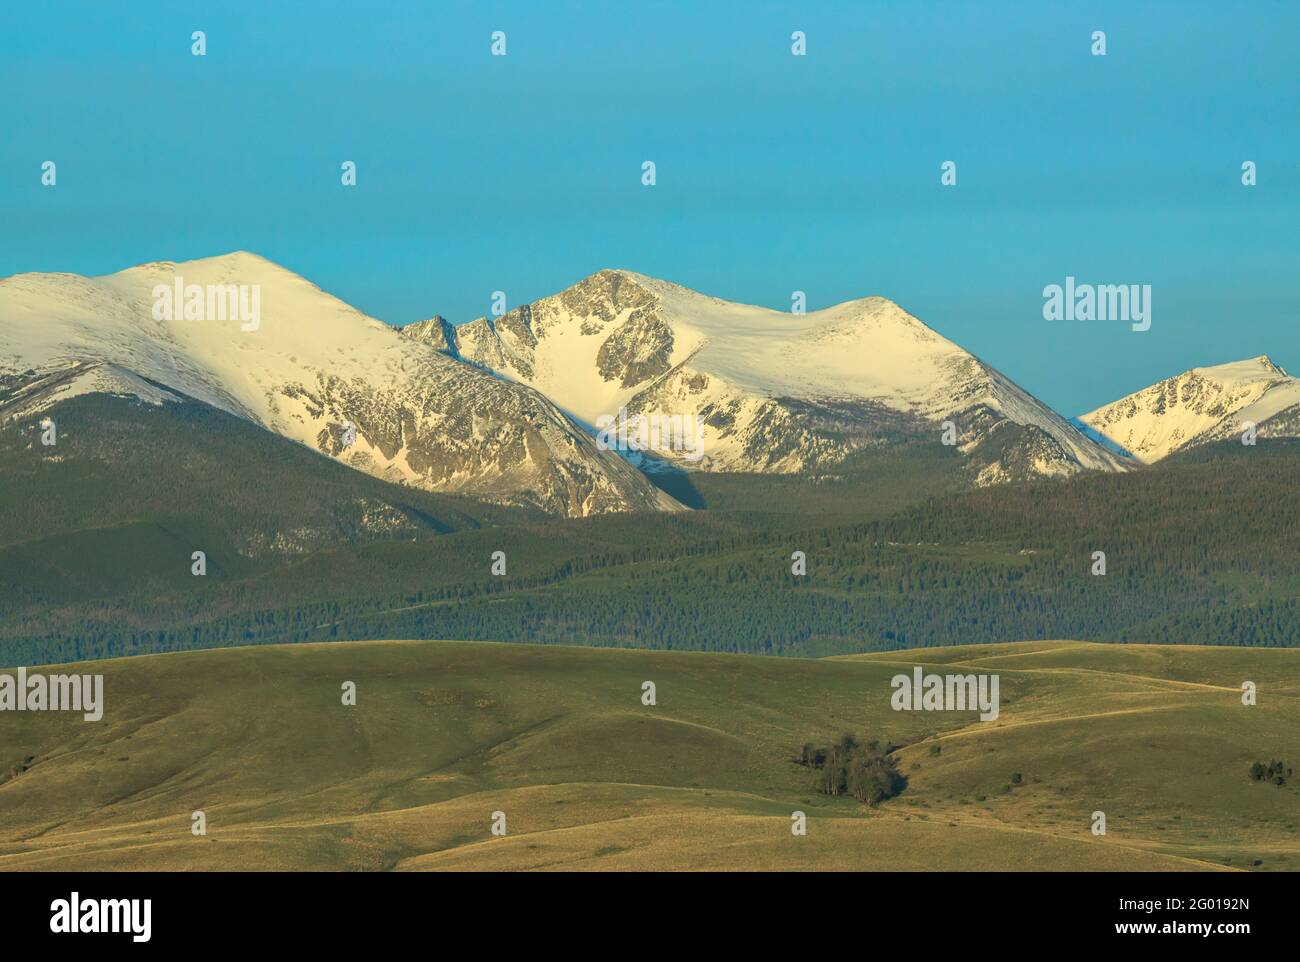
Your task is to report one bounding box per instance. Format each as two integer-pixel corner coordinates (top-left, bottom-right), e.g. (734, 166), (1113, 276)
(0, 253), (681, 518)
(1081, 355), (1300, 463)
(414, 269), (1131, 481)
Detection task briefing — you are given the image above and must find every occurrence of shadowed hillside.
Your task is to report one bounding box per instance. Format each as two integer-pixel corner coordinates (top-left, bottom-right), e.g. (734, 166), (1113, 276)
(5, 422), (1300, 665)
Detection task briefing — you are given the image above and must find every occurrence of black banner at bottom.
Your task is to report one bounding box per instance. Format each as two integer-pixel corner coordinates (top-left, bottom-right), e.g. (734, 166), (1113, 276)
(0, 870), (1284, 947)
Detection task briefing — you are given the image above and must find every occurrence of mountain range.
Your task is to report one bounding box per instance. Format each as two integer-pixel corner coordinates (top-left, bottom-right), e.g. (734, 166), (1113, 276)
(0, 253), (675, 518)
(404, 269), (1130, 485)
(2, 252), (1294, 517)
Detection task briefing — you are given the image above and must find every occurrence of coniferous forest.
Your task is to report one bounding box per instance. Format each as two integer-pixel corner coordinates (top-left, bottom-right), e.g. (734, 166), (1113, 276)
(2, 396), (1297, 667)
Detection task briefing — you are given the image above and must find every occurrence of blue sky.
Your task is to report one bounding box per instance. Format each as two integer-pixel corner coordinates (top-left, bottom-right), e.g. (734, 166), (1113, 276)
(2, 0), (1296, 415)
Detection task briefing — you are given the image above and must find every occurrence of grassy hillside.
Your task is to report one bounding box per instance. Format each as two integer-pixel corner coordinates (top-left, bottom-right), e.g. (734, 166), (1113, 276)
(1, 639), (1296, 871)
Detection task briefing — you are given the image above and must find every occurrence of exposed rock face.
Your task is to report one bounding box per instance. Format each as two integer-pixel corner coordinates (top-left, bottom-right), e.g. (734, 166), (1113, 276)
(401, 315), (457, 356)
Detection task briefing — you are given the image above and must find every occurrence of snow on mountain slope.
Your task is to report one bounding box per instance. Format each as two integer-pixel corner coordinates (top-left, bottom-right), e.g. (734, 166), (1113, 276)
(406, 269), (1131, 481)
(0, 253), (680, 517)
(1080, 355), (1300, 463)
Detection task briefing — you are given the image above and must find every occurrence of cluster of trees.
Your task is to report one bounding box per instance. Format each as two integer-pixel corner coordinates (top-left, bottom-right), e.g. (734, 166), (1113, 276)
(795, 734), (906, 805)
(1249, 760), (1291, 786)
(2, 755), (36, 786)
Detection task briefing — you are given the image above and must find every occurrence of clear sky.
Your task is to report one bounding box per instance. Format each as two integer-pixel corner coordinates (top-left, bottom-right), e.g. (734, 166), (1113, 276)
(3, 0), (1296, 415)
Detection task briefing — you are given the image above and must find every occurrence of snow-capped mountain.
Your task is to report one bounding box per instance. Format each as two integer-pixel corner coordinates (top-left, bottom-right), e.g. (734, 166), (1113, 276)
(0, 253), (680, 517)
(404, 269), (1131, 483)
(1080, 355), (1300, 463)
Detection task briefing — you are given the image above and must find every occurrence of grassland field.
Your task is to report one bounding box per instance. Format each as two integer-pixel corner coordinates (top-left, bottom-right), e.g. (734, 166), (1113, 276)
(1, 638), (1297, 871)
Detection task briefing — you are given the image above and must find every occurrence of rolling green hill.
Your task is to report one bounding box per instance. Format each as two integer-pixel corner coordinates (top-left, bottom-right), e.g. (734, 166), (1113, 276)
(1, 639), (1296, 871)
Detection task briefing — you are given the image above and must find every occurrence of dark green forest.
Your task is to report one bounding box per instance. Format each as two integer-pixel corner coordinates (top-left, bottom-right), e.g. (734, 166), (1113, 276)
(2, 395), (1297, 666)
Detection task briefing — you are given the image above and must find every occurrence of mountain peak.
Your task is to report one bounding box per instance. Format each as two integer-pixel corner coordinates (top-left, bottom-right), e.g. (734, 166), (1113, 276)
(1245, 354), (1286, 377)
(402, 315), (457, 355)
(205, 250), (283, 269)
(572, 268), (704, 305)
(1193, 354), (1291, 385)
(1082, 353), (1300, 463)
(111, 251), (304, 284)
